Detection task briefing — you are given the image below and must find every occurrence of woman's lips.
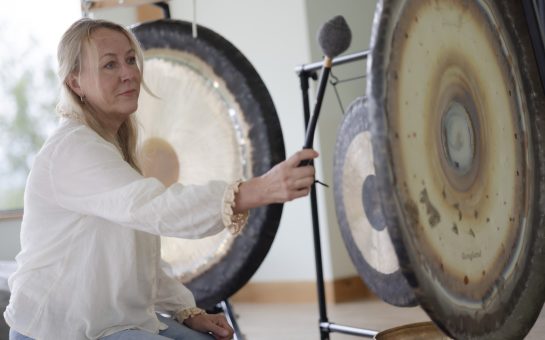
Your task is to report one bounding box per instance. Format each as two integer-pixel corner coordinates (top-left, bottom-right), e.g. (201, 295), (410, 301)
(119, 89), (136, 96)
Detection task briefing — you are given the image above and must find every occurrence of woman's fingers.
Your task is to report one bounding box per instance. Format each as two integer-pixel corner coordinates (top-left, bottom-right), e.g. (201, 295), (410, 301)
(184, 314), (233, 340)
(293, 176), (316, 190)
(287, 164), (315, 183)
(208, 314), (234, 340)
(234, 149), (320, 209)
(286, 149), (319, 167)
(272, 149), (318, 201)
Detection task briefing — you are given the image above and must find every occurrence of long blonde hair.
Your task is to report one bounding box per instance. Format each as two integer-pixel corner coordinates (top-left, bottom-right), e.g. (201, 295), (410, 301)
(56, 18), (146, 173)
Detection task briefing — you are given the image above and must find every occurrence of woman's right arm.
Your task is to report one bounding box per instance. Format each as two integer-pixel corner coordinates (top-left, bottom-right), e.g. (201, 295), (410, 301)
(48, 127), (228, 239)
(48, 126), (319, 238)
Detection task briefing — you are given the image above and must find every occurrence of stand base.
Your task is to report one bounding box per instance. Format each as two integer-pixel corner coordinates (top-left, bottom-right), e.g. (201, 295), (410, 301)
(320, 322), (377, 338)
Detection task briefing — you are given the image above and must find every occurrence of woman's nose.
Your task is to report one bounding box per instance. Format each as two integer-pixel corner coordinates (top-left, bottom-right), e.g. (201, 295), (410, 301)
(120, 64), (137, 82)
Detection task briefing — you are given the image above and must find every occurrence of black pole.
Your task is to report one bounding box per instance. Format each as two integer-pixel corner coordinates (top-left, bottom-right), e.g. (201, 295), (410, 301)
(299, 70), (330, 340)
(311, 183), (329, 340)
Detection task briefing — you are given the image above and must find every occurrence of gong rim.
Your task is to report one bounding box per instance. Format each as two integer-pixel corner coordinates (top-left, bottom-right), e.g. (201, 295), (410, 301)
(374, 321), (452, 340)
(131, 19), (285, 309)
(333, 96), (417, 307)
(368, 0), (545, 338)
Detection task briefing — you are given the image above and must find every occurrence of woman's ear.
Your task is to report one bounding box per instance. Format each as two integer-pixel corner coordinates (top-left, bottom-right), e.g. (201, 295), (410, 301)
(67, 73), (83, 97)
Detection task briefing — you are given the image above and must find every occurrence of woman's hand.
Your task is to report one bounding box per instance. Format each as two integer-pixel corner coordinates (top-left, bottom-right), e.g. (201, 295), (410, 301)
(183, 313), (234, 340)
(234, 149), (319, 213)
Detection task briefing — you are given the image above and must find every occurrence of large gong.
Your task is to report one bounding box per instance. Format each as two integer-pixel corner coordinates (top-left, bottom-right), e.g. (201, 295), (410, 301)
(131, 20), (285, 309)
(368, 0), (545, 339)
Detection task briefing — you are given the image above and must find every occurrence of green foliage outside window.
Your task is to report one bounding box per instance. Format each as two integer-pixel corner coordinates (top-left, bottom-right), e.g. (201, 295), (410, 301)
(0, 25), (59, 211)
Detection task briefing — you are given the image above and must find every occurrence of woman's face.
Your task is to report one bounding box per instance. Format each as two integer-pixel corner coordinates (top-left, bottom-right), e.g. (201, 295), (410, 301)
(72, 28), (141, 129)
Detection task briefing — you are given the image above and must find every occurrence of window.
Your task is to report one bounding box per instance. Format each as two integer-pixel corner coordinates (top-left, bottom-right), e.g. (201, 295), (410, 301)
(0, 1), (80, 216)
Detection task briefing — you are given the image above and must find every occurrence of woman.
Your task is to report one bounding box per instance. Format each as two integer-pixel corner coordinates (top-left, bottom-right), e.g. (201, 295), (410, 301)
(3, 18), (318, 340)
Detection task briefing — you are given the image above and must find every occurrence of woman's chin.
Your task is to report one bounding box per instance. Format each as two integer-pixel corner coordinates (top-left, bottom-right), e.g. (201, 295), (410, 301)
(120, 103), (138, 116)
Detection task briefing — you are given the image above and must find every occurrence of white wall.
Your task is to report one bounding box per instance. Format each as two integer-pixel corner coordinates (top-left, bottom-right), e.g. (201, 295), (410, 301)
(0, 0), (379, 283)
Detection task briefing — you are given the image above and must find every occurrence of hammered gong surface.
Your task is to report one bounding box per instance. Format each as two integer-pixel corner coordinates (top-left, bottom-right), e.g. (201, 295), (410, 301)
(334, 96), (416, 307)
(368, 0), (545, 338)
(132, 20), (285, 309)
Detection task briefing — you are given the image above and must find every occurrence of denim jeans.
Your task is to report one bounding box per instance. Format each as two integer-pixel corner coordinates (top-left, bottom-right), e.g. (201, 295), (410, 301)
(9, 314), (214, 340)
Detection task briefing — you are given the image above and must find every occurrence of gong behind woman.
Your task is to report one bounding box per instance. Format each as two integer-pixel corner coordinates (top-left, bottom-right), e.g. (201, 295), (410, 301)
(130, 20), (285, 309)
(366, 0), (545, 338)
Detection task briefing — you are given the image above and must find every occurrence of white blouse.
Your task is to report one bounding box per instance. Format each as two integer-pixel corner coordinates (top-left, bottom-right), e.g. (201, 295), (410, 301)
(4, 118), (244, 339)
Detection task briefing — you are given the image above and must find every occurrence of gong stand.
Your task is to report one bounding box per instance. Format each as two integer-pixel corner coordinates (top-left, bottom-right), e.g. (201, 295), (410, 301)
(295, 50), (377, 340)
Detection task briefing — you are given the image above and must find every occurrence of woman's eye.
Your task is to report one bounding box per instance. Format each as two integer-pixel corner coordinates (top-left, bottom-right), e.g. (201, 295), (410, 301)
(127, 56), (136, 65)
(104, 61), (115, 69)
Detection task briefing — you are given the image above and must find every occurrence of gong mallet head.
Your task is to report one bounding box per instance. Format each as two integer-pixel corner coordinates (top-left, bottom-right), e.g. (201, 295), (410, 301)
(301, 15), (352, 165)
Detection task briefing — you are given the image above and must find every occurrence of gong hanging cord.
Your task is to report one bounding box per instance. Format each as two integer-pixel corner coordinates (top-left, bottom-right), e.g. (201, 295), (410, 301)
(328, 70), (367, 115)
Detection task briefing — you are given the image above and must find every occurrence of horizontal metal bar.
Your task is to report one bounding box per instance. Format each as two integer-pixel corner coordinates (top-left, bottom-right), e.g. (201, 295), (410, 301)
(294, 50), (369, 75)
(320, 322), (378, 338)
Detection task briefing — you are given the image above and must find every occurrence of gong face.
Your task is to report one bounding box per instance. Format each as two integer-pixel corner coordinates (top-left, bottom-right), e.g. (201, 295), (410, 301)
(334, 96), (416, 307)
(387, 0), (533, 300)
(132, 20), (285, 309)
(368, 0), (545, 338)
(137, 49), (250, 283)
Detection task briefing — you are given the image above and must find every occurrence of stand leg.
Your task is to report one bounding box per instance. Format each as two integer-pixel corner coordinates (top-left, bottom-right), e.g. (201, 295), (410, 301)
(299, 71), (330, 340)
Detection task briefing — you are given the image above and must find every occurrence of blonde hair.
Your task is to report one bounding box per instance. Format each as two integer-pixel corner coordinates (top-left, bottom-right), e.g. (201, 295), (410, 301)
(56, 18), (146, 173)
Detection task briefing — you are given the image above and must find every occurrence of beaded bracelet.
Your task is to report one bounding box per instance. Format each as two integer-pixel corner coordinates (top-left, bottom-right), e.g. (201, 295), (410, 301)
(222, 179), (249, 234)
(175, 307), (207, 322)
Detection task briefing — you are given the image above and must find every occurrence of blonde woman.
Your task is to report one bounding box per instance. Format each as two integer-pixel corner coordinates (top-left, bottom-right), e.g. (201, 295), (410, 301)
(3, 18), (318, 340)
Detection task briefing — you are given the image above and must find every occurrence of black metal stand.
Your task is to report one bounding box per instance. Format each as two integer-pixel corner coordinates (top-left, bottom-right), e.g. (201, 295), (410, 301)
(296, 50), (378, 339)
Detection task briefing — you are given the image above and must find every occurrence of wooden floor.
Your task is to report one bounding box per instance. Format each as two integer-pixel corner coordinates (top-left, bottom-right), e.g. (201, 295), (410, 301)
(231, 298), (545, 339)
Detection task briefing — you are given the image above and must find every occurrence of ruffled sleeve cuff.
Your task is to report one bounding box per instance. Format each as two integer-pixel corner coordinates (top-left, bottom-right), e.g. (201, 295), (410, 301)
(174, 307), (207, 323)
(222, 179), (249, 235)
